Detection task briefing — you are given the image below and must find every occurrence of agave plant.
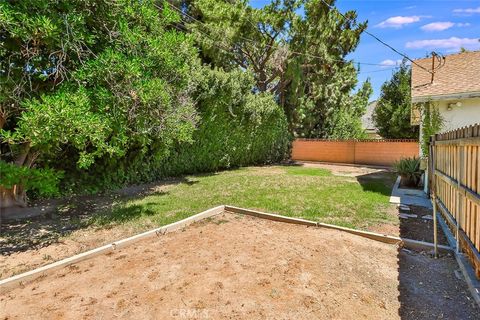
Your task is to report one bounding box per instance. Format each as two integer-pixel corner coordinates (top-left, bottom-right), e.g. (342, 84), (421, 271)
(393, 157), (421, 187)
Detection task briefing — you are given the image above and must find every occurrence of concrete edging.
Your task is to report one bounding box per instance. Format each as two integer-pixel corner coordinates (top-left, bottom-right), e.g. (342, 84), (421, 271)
(224, 205), (452, 253)
(0, 205), (225, 294)
(389, 175), (432, 208)
(389, 176), (402, 204)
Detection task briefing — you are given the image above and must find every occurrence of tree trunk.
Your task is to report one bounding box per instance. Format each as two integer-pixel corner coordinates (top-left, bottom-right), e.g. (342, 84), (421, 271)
(15, 142), (31, 166)
(0, 185), (27, 208)
(0, 113), (5, 130)
(0, 143), (34, 209)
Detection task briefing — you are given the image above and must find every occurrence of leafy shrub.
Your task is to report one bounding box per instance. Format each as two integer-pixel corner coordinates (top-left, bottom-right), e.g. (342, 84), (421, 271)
(0, 160), (63, 197)
(393, 157), (421, 187)
(58, 69), (291, 193)
(417, 101), (444, 156)
(1, 1), (203, 205)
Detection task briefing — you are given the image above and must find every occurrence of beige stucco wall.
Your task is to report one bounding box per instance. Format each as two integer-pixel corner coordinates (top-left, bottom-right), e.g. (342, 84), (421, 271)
(419, 97), (480, 192)
(435, 97), (480, 131)
(419, 97), (480, 157)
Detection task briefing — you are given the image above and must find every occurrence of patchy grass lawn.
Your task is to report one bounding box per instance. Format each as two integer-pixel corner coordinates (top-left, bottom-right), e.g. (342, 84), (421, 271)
(93, 165), (397, 231)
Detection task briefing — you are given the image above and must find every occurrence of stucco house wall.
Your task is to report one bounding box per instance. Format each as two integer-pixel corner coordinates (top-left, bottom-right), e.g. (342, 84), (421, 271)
(419, 97), (480, 157)
(418, 97), (480, 193)
(435, 97), (480, 131)
(411, 51), (480, 194)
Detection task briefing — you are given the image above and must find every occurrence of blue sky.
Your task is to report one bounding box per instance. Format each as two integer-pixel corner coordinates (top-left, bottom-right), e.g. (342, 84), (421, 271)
(250, 0), (480, 100)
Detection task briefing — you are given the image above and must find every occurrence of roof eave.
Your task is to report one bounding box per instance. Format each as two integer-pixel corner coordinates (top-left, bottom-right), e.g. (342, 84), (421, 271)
(411, 91), (480, 103)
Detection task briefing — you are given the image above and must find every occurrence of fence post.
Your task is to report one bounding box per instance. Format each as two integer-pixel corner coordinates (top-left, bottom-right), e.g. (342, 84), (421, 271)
(428, 137), (433, 196)
(433, 194), (438, 258)
(431, 135), (438, 258)
(455, 129), (468, 253)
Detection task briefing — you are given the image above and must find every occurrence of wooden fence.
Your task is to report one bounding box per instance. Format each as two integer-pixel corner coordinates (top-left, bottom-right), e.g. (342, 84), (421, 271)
(291, 139), (419, 166)
(430, 124), (480, 278)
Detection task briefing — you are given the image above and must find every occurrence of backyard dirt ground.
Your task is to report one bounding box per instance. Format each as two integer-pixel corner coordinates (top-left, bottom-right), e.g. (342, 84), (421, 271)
(1, 212), (478, 320)
(0, 163), (453, 280)
(298, 161), (390, 177)
(0, 163), (400, 279)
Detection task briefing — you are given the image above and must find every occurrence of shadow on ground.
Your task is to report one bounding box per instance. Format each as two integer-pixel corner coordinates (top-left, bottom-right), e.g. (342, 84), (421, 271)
(0, 176), (203, 255)
(2, 163), (478, 318)
(355, 167), (478, 318)
(356, 170), (396, 196)
(396, 244), (478, 319)
(395, 194), (477, 318)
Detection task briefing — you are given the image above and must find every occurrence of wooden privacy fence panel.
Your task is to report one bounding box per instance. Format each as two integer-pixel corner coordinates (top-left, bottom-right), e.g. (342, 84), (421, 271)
(291, 139), (419, 166)
(430, 123), (480, 278)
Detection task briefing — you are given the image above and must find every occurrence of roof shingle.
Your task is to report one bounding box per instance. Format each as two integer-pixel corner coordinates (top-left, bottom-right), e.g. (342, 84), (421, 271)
(411, 50), (480, 101)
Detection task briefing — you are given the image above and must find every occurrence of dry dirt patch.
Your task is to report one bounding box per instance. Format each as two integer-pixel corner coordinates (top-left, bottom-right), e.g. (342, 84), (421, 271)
(1, 212), (477, 319)
(297, 161), (390, 177)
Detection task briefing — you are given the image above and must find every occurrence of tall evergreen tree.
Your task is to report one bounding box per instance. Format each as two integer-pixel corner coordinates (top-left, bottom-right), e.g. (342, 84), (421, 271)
(189, 0), (299, 101)
(288, 0), (371, 138)
(373, 61), (418, 139)
(188, 0), (371, 138)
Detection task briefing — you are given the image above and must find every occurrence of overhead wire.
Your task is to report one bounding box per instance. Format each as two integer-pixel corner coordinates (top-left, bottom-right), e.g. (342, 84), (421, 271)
(358, 67), (400, 74)
(318, 0), (445, 75)
(158, 1), (400, 68)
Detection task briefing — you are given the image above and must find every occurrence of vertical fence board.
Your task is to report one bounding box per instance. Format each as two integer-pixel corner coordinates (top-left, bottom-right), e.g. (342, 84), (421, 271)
(431, 123), (480, 279)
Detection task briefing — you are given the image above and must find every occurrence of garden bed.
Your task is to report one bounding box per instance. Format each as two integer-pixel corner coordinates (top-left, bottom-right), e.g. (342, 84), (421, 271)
(1, 165), (398, 279)
(1, 211), (477, 319)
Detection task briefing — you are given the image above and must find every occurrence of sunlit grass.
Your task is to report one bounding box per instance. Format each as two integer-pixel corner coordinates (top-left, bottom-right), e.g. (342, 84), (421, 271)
(285, 166), (332, 176)
(92, 165), (396, 231)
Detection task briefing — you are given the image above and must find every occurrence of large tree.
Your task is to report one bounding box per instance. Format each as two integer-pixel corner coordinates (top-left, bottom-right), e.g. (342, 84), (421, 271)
(187, 0), (371, 138)
(188, 0), (298, 102)
(373, 61), (418, 139)
(288, 0), (371, 138)
(0, 0), (199, 206)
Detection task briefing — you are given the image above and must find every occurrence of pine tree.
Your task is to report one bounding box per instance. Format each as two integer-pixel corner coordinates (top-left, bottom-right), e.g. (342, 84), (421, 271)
(373, 61), (418, 139)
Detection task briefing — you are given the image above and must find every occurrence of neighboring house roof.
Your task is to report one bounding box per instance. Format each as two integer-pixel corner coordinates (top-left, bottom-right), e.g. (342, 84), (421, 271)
(361, 100), (377, 132)
(411, 50), (480, 103)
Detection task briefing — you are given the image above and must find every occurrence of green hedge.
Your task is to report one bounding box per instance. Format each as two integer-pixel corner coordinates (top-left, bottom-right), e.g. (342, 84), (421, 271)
(60, 69), (290, 194)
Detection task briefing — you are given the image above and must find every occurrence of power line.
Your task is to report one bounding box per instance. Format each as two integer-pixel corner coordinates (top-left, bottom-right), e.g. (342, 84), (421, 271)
(358, 67), (399, 74)
(154, 3), (250, 69)
(159, 1), (396, 68)
(169, 22), (245, 65)
(318, 0), (439, 75)
(155, 2), (254, 62)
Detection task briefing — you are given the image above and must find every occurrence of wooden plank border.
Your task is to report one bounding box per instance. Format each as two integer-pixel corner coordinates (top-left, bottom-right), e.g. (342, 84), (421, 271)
(0, 205), (225, 293)
(225, 206), (452, 252)
(1, 205), (453, 294)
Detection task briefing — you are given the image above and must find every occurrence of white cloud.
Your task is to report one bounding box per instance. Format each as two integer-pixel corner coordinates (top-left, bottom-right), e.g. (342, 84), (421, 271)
(421, 22), (454, 32)
(421, 22), (471, 31)
(376, 16), (423, 28)
(379, 59), (402, 67)
(453, 7), (480, 15)
(405, 37), (480, 51)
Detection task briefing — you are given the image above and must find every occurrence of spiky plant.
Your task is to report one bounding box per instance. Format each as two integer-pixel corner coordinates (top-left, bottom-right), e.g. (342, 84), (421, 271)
(393, 157), (421, 187)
